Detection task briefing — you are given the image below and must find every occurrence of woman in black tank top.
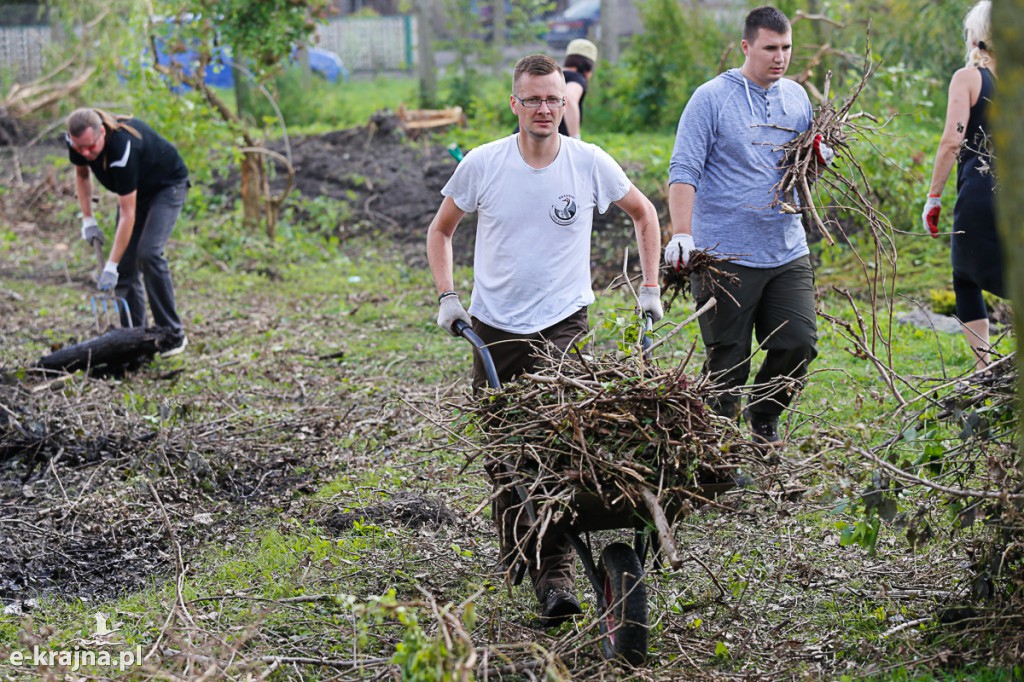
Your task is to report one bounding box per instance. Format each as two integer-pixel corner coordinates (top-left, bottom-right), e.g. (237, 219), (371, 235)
(922, 0), (1003, 371)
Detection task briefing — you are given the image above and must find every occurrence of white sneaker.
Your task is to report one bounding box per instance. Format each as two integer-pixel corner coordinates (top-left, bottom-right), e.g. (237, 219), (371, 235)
(160, 334), (188, 358)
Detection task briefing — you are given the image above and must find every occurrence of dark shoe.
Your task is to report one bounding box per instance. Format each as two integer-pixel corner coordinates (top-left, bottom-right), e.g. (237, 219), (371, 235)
(743, 408), (782, 445)
(159, 333), (189, 358)
(730, 468), (755, 488)
(539, 587), (582, 627)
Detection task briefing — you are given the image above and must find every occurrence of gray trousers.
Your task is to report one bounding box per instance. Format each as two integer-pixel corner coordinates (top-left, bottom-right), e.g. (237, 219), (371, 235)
(691, 255), (818, 421)
(116, 182), (187, 331)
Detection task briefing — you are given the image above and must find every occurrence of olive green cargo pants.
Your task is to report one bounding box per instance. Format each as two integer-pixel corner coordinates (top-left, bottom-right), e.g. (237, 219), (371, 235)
(691, 255), (818, 422)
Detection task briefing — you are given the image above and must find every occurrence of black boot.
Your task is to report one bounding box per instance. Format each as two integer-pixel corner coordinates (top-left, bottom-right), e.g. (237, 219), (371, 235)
(743, 408), (782, 445)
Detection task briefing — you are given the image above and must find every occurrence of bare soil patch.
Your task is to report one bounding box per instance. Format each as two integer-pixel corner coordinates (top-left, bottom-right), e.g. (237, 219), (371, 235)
(0, 377), (347, 605)
(264, 120), (657, 280)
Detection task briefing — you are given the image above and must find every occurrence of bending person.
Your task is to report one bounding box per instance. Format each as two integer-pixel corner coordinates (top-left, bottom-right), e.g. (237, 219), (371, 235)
(66, 108), (189, 357)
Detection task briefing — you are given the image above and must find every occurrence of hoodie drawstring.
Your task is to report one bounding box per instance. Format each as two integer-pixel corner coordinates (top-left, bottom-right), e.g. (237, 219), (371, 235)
(742, 76), (790, 118)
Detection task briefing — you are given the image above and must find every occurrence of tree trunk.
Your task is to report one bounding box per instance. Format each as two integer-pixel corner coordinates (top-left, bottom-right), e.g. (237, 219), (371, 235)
(415, 0), (437, 108)
(991, 1), (1023, 449)
(492, 0), (506, 72)
(36, 327), (178, 375)
(240, 151), (264, 232)
(599, 0), (618, 64)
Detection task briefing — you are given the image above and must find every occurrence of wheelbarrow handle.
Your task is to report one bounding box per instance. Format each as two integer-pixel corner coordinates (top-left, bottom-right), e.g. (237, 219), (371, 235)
(454, 319), (501, 390)
(639, 313), (654, 358)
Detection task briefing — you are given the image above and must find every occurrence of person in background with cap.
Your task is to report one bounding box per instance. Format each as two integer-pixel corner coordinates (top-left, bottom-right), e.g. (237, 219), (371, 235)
(66, 108), (190, 357)
(561, 38), (597, 139)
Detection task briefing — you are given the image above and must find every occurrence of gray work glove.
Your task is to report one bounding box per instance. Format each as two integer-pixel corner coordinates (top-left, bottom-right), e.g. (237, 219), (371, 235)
(638, 285), (663, 322)
(437, 292), (471, 336)
(97, 260), (118, 292)
(81, 216), (103, 245)
(664, 233), (695, 270)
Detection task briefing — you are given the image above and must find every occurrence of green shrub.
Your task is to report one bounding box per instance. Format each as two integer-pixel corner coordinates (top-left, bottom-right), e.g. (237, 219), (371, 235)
(929, 289), (957, 316)
(593, 0), (729, 133)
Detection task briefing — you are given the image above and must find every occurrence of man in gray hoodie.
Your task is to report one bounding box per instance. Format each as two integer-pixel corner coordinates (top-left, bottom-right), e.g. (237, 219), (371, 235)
(665, 6), (816, 445)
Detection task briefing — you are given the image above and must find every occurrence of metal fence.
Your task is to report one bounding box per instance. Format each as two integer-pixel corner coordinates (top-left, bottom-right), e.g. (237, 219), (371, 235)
(0, 24), (51, 81)
(315, 15), (415, 73)
(1, 14), (416, 83)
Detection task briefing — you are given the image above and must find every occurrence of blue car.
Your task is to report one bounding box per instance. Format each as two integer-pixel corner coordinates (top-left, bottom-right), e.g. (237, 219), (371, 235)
(544, 0), (599, 51)
(151, 29), (348, 89)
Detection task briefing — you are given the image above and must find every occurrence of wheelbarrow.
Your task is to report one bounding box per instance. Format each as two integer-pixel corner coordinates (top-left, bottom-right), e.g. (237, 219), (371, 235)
(455, 319), (734, 665)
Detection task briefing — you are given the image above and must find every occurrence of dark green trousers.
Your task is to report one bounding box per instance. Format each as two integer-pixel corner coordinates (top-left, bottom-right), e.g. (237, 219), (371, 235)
(691, 255), (818, 421)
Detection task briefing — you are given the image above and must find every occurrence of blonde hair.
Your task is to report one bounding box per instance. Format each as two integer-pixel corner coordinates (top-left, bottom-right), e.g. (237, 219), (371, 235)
(66, 108), (142, 140)
(963, 0), (992, 68)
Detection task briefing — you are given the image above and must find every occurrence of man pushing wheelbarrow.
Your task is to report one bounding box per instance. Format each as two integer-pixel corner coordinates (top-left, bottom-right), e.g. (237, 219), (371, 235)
(426, 54), (665, 628)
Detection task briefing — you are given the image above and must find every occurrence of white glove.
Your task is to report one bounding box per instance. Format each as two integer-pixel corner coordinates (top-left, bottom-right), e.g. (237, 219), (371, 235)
(638, 285), (663, 322)
(81, 216), (103, 245)
(97, 260), (118, 292)
(664, 233), (695, 270)
(436, 292), (471, 336)
(922, 194), (942, 238)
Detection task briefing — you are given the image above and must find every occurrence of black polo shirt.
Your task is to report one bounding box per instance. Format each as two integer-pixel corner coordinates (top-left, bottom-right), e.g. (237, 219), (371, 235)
(68, 118), (189, 200)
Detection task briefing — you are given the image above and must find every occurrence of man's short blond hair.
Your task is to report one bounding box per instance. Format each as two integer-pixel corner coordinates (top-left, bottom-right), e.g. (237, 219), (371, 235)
(512, 54), (562, 96)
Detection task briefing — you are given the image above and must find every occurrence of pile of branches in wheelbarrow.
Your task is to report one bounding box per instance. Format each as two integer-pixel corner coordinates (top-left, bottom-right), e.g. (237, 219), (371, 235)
(461, 344), (760, 569)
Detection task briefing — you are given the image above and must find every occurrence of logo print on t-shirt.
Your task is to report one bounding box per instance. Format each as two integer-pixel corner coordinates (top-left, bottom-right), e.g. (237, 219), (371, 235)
(550, 195), (578, 226)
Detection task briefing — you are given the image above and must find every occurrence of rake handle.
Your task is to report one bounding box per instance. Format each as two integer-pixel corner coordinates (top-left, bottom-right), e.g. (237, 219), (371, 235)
(90, 237), (104, 271)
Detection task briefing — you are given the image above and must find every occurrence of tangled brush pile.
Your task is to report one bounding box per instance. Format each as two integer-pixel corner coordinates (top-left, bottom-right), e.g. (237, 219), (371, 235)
(460, 346), (757, 568)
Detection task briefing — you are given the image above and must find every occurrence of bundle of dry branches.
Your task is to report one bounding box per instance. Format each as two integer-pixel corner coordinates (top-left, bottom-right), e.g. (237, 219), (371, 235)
(461, 346), (756, 568)
(660, 249), (739, 314)
(773, 62), (881, 246)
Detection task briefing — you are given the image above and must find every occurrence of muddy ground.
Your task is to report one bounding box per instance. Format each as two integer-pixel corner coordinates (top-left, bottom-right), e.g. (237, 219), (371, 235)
(0, 123), (521, 609)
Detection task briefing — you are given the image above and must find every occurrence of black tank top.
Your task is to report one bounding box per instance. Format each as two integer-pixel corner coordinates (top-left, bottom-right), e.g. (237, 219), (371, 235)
(956, 67), (995, 188)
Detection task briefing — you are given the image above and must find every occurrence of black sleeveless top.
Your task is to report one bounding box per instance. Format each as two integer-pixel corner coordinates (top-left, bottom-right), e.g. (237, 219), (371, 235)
(952, 67), (1004, 298)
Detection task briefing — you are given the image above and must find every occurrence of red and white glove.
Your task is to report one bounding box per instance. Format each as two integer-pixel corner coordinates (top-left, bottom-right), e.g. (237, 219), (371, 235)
(922, 194), (942, 238)
(813, 134), (834, 166)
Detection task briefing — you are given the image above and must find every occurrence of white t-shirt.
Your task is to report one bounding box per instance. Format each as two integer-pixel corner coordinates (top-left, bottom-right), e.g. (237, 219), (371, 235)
(442, 134), (631, 334)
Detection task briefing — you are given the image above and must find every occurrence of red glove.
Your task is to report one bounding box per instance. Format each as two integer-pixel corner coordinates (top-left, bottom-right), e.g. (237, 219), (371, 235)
(922, 194), (942, 237)
(813, 134), (834, 166)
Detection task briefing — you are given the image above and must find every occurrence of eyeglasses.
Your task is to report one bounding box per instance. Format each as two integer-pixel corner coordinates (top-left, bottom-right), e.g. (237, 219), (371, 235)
(65, 126), (104, 155)
(513, 95), (566, 109)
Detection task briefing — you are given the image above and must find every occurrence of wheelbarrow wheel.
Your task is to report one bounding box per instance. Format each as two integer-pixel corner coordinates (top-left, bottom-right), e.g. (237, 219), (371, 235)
(597, 542), (648, 665)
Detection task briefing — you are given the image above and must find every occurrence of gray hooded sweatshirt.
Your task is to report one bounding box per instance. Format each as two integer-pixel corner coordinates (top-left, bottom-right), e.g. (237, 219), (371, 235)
(668, 68), (813, 268)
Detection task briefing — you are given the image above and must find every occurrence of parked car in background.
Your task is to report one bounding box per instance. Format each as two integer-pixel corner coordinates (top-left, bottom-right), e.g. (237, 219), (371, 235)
(149, 17), (348, 89)
(544, 0), (599, 51)
(153, 42), (348, 88)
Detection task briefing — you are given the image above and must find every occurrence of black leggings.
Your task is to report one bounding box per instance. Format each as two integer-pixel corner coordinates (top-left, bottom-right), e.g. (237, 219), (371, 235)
(953, 273), (988, 324)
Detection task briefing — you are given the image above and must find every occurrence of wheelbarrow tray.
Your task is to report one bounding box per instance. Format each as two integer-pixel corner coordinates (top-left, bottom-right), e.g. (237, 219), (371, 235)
(552, 480), (735, 534)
